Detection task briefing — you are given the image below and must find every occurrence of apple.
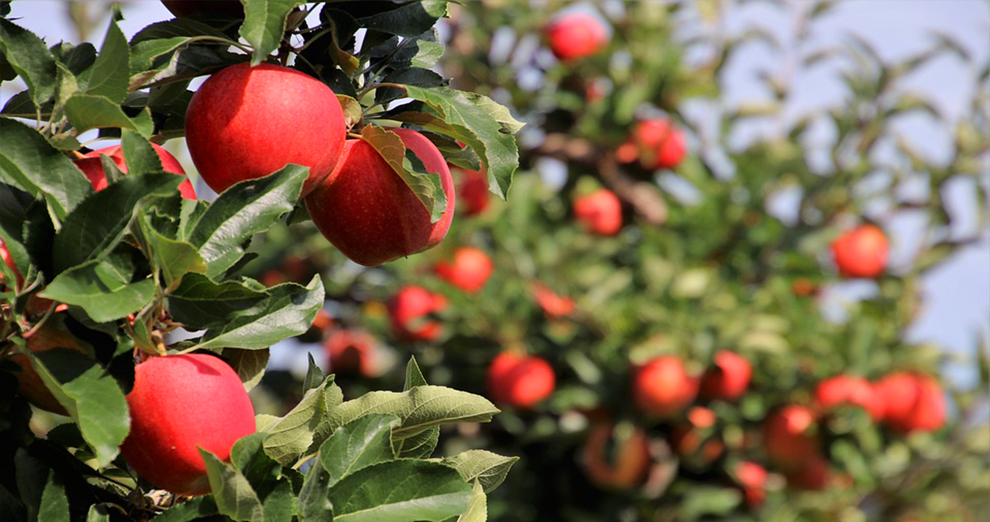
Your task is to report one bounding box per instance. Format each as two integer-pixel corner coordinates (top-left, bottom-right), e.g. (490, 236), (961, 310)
(120, 353), (256, 496)
(305, 128), (457, 266)
(185, 62), (346, 196)
(734, 461), (768, 509)
(830, 224), (889, 278)
(670, 407), (724, 465)
(0, 238), (22, 289)
(73, 144), (196, 200)
(546, 12), (607, 62)
(457, 167), (490, 216)
(621, 119), (687, 170)
(699, 350), (752, 401)
(531, 283), (575, 319)
(785, 456), (830, 490)
(388, 286), (448, 342)
(161, 0), (243, 18)
(10, 323), (88, 415)
(485, 351), (556, 409)
(763, 405), (820, 471)
(632, 356), (699, 417)
(874, 372), (946, 433)
(574, 188), (622, 236)
(581, 420), (651, 489)
(324, 329), (377, 377)
(435, 247), (493, 293)
(814, 375), (884, 422)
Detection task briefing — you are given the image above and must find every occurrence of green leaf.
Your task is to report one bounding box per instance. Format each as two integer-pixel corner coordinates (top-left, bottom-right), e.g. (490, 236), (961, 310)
(240, 0), (302, 66)
(86, 504), (110, 522)
(322, 386), (500, 443)
(37, 471), (68, 522)
(230, 432), (283, 496)
(354, 0), (447, 37)
(394, 425), (439, 459)
(131, 18), (231, 45)
(263, 375), (343, 466)
(0, 117), (92, 220)
(186, 165), (307, 278)
(456, 482), (486, 522)
(297, 455), (333, 522)
(86, 22), (129, 103)
(440, 451), (518, 494)
(318, 414), (400, 489)
(403, 355), (428, 390)
(40, 260), (155, 323)
(361, 125), (447, 223)
(64, 94), (153, 138)
(302, 352), (325, 392)
(137, 213), (206, 290)
(199, 448), (265, 522)
(0, 19), (56, 106)
(167, 273), (267, 329)
(261, 480), (295, 522)
(150, 497), (218, 522)
(52, 172), (180, 273)
(30, 349), (129, 467)
(328, 460), (472, 522)
(121, 130), (164, 176)
(223, 348), (270, 391)
(193, 276), (325, 351)
(130, 36), (192, 74)
(385, 86), (522, 199)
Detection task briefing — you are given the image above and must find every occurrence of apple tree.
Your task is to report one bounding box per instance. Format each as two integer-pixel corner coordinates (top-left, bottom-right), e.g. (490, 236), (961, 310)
(0, 1), (523, 521)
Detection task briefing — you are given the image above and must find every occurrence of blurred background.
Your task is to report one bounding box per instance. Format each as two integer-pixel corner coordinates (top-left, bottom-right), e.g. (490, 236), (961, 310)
(3, 1), (988, 521)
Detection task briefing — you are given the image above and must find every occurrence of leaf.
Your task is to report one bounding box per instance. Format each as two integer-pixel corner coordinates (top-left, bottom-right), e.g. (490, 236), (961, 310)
(37, 471), (68, 522)
(137, 213), (206, 290)
(130, 36), (192, 75)
(0, 19), (56, 105)
(186, 165), (307, 278)
(393, 425), (439, 459)
(40, 260), (155, 323)
(321, 386), (500, 443)
(327, 460), (472, 522)
(86, 504), (110, 522)
(385, 86), (522, 199)
(166, 273), (268, 329)
(456, 481), (486, 522)
(150, 497), (218, 522)
(317, 414), (400, 489)
(230, 432), (283, 497)
(131, 18), (231, 45)
(240, 0), (302, 66)
(404, 355), (428, 390)
(193, 276), (325, 351)
(30, 349), (129, 467)
(261, 480), (294, 522)
(440, 451), (518, 493)
(86, 22), (129, 103)
(199, 448), (265, 522)
(52, 172), (180, 273)
(297, 455), (333, 522)
(0, 117), (92, 220)
(361, 125), (447, 222)
(120, 130), (164, 176)
(223, 348), (270, 391)
(337, 94), (362, 128)
(64, 94), (154, 138)
(353, 0), (447, 37)
(263, 375), (343, 466)
(303, 352), (325, 392)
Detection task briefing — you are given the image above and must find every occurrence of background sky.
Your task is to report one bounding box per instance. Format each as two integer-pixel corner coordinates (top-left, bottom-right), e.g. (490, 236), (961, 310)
(2, 0), (988, 387)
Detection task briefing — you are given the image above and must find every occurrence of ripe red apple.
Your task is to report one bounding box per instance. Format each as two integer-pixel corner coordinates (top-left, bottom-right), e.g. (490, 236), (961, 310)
(11, 323), (88, 415)
(387, 286), (448, 342)
(435, 247), (493, 293)
(73, 144), (196, 200)
(485, 351), (556, 409)
(670, 407), (724, 465)
(814, 375), (884, 422)
(622, 119), (687, 170)
(874, 372), (946, 433)
(581, 421), (651, 489)
(830, 224), (889, 278)
(457, 167), (490, 216)
(699, 350), (752, 402)
(531, 283), (575, 319)
(185, 63), (346, 196)
(734, 461), (768, 509)
(574, 188), (622, 236)
(1, 238), (22, 289)
(763, 405), (820, 471)
(324, 329), (378, 377)
(305, 128), (456, 266)
(161, 0), (243, 18)
(632, 356), (699, 417)
(546, 12), (607, 62)
(120, 353), (256, 496)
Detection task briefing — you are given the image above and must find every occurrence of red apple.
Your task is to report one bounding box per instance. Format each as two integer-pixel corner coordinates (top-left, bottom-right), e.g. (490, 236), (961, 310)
(581, 421), (651, 489)
(388, 286), (447, 342)
(120, 353), (256, 496)
(700, 350), (752, 402)
(457, 167), (490, 216)
(632, 356), (699, 417)
(324, 329), (377, 377)
(531, 283), (575, 319)
(670, 407), (724, 465)
(74, 144), (196, 200)
(814, 375), (884, 421)
(830, 224), (889, 278)
(764, 405), (820, 471)
(435, 247), (493, 293)
(874, 372), (946, 433)
(734, 461), (768, 509)
(1, 238), (22, 289)
(305, 128), (456, 266)
(546, 12), (607, 62)
(11, 323), (88, 415)
(623, 119), (687, 170)
(185, 63), (346, 196)
(485, 351), (556, 409)
(574, 188), (622, 236)
(161, 0), (243, 18)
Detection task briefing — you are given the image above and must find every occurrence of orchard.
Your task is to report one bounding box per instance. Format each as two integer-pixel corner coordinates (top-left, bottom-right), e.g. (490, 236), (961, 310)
(0, 1), (988, 522)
